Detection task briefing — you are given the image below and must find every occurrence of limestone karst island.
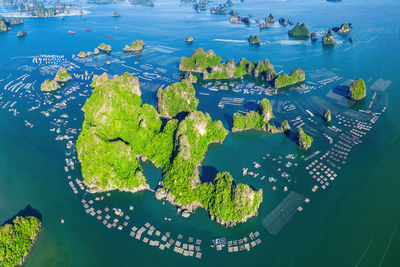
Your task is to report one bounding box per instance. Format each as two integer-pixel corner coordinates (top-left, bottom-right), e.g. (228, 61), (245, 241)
(0, 0), (398, 266)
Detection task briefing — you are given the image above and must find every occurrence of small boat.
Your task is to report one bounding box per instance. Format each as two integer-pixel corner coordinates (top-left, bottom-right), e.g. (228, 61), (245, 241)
(85, 29), (92, 32)
(68, 30), (76, 34)
(114, 26), (120, 30)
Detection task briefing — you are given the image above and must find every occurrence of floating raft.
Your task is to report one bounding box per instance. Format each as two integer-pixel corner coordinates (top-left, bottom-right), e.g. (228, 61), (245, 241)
(262, 191), (304, 235)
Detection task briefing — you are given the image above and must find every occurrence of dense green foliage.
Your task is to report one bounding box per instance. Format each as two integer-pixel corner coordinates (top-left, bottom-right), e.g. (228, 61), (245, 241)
(179, 48), (222, 73)
(204, 172), (262, 223)
(297, 127), (313, 150)
(77, 72), (262, 225)
(157, 79), (199, 118)
(180, 49), (305, 87)
(274, 68), (305, 88)
(349, 78), (366, 100)
(288, 23), (310, 37)
(124, 40), (145, 51)
(232, 98), (274, 132)
(0, 216), (41, 266)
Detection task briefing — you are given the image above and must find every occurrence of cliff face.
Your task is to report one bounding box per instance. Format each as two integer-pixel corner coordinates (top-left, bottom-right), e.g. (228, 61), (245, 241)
(77, 72), (263, 226)
(297, 128), (313, 150)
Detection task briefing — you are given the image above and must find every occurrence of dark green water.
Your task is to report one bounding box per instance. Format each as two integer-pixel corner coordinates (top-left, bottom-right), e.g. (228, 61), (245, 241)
(1, 0), (400, 266)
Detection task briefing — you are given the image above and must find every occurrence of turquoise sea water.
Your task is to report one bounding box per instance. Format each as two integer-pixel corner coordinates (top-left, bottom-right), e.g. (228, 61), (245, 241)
(1, 0), (400, 266)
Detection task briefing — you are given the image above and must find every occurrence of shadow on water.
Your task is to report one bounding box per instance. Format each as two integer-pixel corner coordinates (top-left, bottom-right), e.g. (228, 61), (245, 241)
(223, 112), (233, 129)
(244, 100), (258, 110)
(333, 84), (350, 97)
(200, 165), (218, 183)
(1, 205), (42, 226)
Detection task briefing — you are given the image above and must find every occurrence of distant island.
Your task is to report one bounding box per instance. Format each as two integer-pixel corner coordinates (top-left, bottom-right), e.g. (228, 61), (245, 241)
(0, 215), (41, 266)
(179, 48), (305, 88)
(248, 34), (260, 45)
(130, 0), (154, 7)
(1, 0), (79, 17)
(0, 17), (24, 32)
(41, 67), (72, 92)
(76, 72), (262, 227)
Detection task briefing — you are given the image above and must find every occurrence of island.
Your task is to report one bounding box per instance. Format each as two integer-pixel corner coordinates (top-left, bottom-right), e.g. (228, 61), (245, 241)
(0, 17), (24, 32)
(17, 30), (27, 37)
(41, 67), (72, 92)
(323, 31), (335, 45)
(111, 12), (121, 17)
(78, 51), (88, 58)
(229, 16), (250, 25)
(232, 98), (274, 132)
(232, 98), (290, 134)
(157, 79), (198, 118)
(311, 32), (317, 41)
(0, 215), (41, 266)
(98, 43), (112, 52)
(185, 36), (194, 43)
(2, 0), (77, 17)
(348, 78), (366, 100)
(324, 109), (331, 122)
(76, 72), (262, 227)
(297, 127), (313, 150)
(273, 68), (305, 89)
(123, 40), (145, 52)
(288, 22), (310, 37)
(248, 34), (261, 45)
(179, 48), (305, 88)
(338, 23), (350, 34)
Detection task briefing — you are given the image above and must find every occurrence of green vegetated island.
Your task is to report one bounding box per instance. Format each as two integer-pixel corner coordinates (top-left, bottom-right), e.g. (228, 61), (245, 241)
(41, 67), (72, 92)
(179, 48), (305, 89)
(76, 72), (262, 226)
(0, 216), (41, 266)
(124, 40), (145, 52)
(348, 78), (366, 100)
(232, 98), (290, 134)
(231, 98), (312, 150)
